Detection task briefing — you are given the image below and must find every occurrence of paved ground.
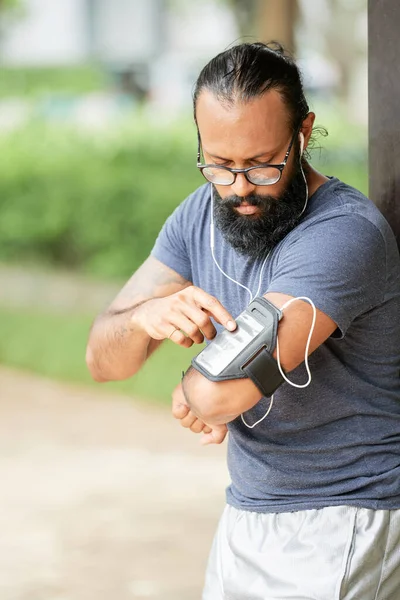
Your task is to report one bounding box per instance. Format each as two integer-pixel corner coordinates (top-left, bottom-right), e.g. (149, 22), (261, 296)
(0, 367), (229, 600)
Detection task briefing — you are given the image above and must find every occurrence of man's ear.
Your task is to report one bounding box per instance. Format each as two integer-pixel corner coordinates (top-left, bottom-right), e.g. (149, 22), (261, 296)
(301, 112), (315, 151)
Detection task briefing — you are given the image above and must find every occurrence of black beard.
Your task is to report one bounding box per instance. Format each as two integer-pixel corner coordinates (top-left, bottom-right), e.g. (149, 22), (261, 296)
(213, 157), (308, 259)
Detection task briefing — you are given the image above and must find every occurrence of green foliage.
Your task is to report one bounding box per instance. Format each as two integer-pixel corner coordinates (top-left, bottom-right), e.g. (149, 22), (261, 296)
(0, 118), (203, 279)
(0, 114), (367, 280)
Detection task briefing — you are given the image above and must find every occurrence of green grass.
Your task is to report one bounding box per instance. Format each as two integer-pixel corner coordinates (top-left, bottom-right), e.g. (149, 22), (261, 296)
(0, 307), (200, 404)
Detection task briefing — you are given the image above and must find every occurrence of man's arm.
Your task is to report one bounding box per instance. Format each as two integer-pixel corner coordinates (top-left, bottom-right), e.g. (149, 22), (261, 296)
(181, 292), (337, 425)
(86, 256), (237, 383)
(86, 256), (192, 382)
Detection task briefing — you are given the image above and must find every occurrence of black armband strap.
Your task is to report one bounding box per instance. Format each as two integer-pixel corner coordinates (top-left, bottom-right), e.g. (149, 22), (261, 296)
(241, 346), (284, 397)
(191, 297), (285, 397)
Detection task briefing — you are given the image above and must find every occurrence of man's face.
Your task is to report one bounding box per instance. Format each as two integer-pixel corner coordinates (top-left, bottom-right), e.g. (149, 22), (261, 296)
(196, 90), (308, 258)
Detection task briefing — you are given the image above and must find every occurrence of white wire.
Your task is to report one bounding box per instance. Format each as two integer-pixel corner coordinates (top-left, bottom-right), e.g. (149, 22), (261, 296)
(253, 249), (270, 300)
(298, 157), (309, 220)
(276, 296), (316, 388)
(241, 147), (312, 426)
(209, 142), (308, 304)
(241, 395), (274, 428)
(241, 296), (316, 428)
(210, 185), (269, 304)
(208, 140), (313, 429)
(210, 234), (254, 302)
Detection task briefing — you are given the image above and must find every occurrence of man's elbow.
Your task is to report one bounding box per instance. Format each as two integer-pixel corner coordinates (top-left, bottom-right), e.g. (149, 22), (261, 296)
(191, 403), (225, 425)
(199, 410), (231, 426)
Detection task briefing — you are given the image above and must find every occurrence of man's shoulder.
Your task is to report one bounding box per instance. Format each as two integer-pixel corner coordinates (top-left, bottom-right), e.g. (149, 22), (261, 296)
(177, 182), (211, 220)
(300, 177), (395, 246)
(274, 176), (400, 279)
(307, 177), (373, 217)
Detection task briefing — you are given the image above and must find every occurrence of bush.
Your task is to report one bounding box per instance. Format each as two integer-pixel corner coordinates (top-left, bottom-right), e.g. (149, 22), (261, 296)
(0, 118), (204, 278)
(0, 116), (367, 280)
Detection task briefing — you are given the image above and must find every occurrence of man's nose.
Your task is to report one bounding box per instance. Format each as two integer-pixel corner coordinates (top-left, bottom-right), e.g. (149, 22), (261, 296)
(230, 173), (257, 198)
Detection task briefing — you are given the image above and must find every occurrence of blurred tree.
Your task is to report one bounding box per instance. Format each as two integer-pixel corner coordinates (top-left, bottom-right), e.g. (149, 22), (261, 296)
(221, 0), (367, 117)
(225, 0), (258, 36)
(323, 0), (366, 104)
(257, 0), (298, 51)
(224, 0), (298, 51)
(297, 0), (367, 105)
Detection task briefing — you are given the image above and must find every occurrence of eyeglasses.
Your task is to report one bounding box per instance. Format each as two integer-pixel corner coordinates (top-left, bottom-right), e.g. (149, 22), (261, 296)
(197, 131), (297, 186)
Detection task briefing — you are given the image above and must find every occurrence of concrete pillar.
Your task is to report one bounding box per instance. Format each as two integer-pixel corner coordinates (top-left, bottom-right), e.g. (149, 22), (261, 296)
(368, 0), (400, 247)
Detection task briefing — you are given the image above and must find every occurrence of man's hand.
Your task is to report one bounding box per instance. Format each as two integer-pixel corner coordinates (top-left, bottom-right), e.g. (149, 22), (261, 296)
(133, 286), (236, 349)
(172, 383), (228, 445)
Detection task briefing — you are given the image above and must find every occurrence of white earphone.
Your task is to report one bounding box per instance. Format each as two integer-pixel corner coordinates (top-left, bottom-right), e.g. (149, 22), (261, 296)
(299, 131), (305, 155)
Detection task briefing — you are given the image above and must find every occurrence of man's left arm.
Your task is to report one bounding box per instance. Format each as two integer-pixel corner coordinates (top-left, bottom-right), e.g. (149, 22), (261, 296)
(182, 292), (337, 425)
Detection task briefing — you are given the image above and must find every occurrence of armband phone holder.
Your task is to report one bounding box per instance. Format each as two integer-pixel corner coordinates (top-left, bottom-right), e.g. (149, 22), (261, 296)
(192, 297), (284, 398)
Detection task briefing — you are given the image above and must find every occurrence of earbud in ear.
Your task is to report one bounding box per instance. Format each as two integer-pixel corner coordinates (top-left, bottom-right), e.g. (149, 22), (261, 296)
(299, 132), (305, 155)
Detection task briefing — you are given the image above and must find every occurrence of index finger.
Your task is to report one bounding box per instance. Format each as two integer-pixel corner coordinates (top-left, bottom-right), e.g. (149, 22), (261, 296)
(192, 288), (236, 332)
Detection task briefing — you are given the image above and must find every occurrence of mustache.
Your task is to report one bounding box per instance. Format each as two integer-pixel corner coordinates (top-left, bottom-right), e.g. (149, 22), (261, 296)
(211, 153), (308, 258)
(221, 193), (277, 209)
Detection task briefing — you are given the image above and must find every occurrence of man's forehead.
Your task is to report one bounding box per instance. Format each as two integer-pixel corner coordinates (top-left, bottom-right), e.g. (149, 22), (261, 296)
(196, 89), (291, 156)
(196, 89), (288, 122)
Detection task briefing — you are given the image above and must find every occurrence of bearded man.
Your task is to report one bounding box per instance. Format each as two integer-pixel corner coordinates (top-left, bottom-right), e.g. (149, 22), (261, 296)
(86, 43), (400, 599)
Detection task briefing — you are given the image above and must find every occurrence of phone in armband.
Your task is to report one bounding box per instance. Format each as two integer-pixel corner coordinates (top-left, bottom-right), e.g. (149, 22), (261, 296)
(191, 296), (285, 398)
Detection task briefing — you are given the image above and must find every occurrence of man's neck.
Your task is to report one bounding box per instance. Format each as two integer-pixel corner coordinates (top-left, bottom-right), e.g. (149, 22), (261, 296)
(304, 163), (330, 198)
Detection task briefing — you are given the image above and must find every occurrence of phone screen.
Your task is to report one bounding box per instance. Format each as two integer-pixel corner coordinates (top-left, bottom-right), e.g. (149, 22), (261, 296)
(195, 311), (264, 376)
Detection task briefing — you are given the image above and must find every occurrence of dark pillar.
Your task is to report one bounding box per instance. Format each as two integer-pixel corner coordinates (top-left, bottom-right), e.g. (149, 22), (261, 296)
(368, 0), (400, 248)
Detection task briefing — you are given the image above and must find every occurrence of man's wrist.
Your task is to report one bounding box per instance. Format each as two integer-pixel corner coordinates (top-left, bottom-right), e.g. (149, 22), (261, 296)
(128, 298), (153, 328)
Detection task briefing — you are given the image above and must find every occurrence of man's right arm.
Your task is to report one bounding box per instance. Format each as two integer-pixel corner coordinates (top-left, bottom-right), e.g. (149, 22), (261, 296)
(86, 256), (192, 382)
(86, 256), (236, 383)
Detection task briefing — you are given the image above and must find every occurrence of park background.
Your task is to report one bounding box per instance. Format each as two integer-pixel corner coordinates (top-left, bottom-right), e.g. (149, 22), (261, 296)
(0, 1), (368, 598)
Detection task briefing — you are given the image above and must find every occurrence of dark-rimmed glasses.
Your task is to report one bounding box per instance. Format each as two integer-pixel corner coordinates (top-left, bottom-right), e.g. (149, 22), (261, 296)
(197, 130), (297, 186)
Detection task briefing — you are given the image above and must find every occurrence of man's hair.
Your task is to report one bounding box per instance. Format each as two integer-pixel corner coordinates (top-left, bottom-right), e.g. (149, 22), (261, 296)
(193, 41), (309, 132)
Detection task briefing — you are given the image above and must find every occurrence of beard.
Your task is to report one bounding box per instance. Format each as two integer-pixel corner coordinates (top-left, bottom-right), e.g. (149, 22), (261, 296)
(213, 154), (308, 259)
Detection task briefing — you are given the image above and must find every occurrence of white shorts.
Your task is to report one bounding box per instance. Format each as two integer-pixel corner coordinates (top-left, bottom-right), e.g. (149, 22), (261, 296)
(202, 504), (400, 600)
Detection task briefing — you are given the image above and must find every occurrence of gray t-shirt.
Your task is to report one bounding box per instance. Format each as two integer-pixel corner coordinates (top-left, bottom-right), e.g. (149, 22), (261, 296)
(151, 177), (400, 513)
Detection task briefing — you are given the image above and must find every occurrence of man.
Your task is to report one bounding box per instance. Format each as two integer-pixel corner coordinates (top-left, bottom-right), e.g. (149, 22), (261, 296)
(86, 42), (400, 599)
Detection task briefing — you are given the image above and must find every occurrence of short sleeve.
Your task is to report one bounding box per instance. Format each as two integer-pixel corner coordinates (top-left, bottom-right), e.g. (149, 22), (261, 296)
(267, 213), (387, 337)
(150, 199), (192, 281)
